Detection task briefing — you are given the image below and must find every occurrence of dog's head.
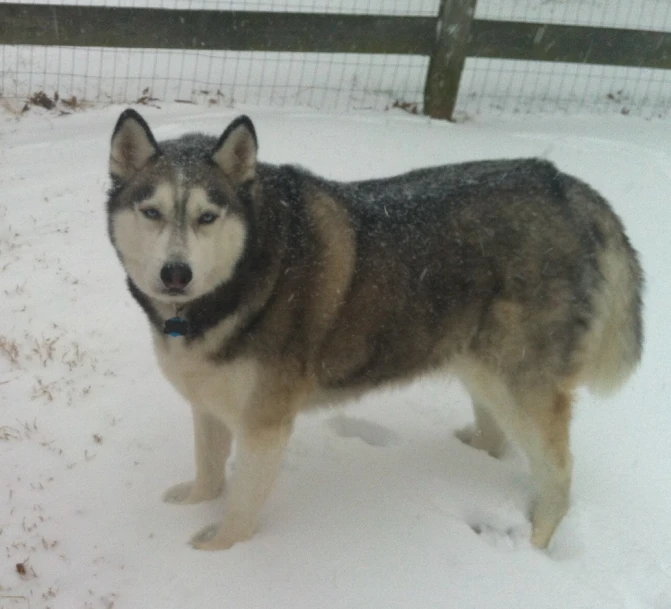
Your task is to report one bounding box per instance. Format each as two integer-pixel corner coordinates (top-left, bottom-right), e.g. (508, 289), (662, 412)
(106, 109), (257, 304)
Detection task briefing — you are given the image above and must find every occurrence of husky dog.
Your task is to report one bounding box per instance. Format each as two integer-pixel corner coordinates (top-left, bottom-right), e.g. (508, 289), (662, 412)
(106, 109), (643, 551)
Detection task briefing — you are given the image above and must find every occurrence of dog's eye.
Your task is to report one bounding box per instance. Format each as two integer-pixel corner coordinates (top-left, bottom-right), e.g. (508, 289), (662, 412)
(142, 208), (161, 220)
(198, 212), (218, 225)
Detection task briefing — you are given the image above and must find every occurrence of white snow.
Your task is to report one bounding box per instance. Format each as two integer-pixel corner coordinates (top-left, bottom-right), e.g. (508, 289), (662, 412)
(1, 104), (670, 609)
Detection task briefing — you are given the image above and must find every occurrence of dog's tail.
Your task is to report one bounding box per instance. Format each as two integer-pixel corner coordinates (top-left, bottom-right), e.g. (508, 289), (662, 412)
(583, 210), (644, 396)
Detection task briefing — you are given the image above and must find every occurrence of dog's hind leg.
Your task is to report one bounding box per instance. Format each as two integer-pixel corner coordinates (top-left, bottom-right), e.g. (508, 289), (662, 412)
(517, 388), (573, 549)
(456, 401), (507, 458)
(163, 407), (232, 504)
(494, 385), (573, 549)
(454, 358), (573, 549)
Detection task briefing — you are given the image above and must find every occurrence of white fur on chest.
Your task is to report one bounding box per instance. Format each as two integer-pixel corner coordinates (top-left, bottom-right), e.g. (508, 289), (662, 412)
(152, 315), (259, 430)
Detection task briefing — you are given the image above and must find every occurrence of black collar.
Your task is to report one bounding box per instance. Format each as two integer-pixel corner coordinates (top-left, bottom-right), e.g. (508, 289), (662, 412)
(163, 316), (190, 337)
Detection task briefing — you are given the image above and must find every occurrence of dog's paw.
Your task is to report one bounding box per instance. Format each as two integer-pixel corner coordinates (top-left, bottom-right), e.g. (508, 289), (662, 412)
(190, 523), (220, 548)
(162, 481), (223, 505)
(530, 496), (569, 550)
(190, 518), (257, 551)
(455, 424), (476, 446)
(455, 425), (505, 459)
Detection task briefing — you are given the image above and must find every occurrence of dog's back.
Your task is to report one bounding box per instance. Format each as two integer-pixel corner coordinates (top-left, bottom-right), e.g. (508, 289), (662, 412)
(304, 158), (643, 398)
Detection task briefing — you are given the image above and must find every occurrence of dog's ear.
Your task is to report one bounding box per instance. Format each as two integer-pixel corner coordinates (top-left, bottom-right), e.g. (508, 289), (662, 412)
(211, 116), (258, 185)
(109, 109), (160, 181)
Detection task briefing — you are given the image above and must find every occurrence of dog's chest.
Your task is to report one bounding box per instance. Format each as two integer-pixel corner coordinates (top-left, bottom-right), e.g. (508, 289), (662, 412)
(152, 325), (258, 429)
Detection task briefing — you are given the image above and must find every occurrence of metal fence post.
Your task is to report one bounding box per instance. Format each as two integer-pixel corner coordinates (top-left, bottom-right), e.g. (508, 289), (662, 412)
(424, 0), (478, 121)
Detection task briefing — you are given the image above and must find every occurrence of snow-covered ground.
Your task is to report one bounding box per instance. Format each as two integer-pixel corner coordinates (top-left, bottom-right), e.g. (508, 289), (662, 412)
(1, 104), (670, 609)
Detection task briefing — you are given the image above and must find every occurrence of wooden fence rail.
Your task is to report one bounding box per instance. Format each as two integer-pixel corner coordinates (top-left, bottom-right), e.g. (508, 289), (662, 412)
(1, 0), (669, 120)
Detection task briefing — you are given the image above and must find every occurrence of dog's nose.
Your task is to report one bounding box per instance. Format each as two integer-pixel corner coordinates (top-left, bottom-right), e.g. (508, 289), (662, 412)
(160, 262), (192, 290)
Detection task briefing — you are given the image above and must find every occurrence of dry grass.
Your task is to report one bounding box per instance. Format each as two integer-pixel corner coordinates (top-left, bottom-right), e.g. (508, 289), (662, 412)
(0, 426), (21, 441)
(62, 341), (92, 372)
(389, 99), (420, 115)
(2, 332), (96, 370)
(1, 330), (99, 403)
(0, 595), (30, 607)
(0, 228), (25, 272)
(31, 378), (56, 402)
(32, 336), (60, 367)
(28, 91), (55, 110)
(0, 336), (20, 366)
(1, 90), (93, 118)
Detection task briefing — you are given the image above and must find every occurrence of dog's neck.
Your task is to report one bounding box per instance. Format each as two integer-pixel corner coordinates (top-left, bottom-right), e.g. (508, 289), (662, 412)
(126, 271), (251, 343)
(162, 306), (190, 337)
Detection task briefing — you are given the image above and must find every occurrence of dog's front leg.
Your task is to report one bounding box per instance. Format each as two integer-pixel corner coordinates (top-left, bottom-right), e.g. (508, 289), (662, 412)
(191, 421), (293, 550)
(163, 407), (232, 504)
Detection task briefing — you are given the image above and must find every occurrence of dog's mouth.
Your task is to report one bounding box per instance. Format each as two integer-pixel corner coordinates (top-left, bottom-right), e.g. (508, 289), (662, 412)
(162, 288), (191, 300)
(154, 287), (194, 304)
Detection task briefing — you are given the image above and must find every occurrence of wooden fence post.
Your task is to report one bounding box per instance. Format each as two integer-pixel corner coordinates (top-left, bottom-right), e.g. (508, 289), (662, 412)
(424, 0), (478, 120)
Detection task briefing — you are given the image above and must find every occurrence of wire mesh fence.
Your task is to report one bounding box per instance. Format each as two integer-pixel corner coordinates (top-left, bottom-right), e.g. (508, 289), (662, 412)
(1, 0), (671, 117)
(459, 0), (671, 118)
(0, 0), (436, 111)
(1, 45), (429, 112)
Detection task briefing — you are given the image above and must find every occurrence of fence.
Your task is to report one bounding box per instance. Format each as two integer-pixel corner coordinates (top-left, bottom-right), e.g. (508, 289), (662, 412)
(1, 0), (671, 119)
